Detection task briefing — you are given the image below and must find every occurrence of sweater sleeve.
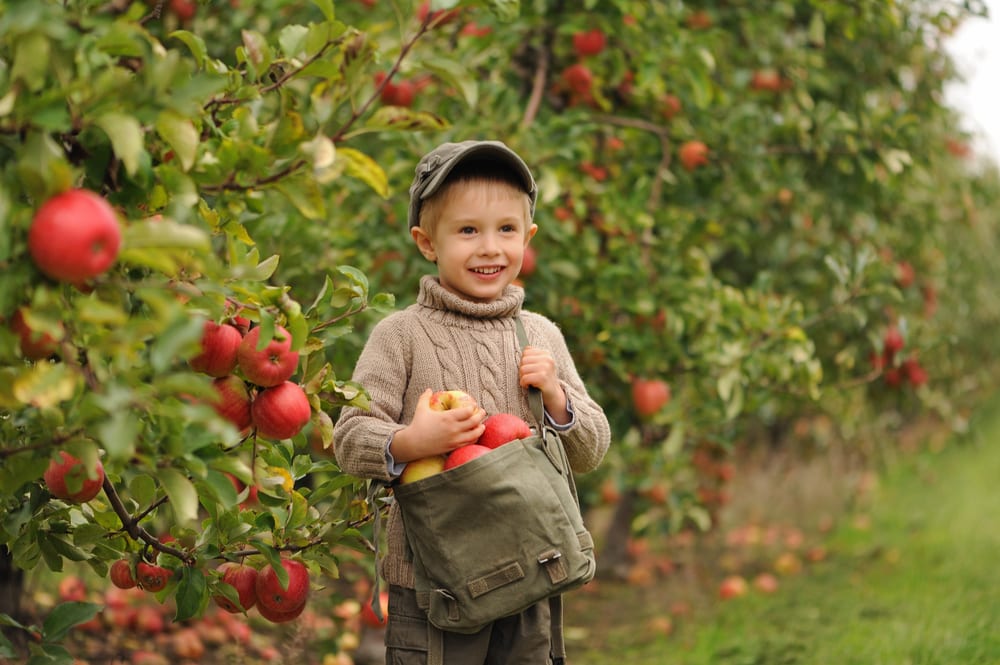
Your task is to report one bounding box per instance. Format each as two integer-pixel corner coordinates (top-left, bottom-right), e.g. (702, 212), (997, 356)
(523, 312), (610, 474)
(333, 314), (411, 482)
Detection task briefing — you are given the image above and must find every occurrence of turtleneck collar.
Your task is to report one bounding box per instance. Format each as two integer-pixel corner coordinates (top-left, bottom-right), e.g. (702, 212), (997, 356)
(416, 275), (524, 321)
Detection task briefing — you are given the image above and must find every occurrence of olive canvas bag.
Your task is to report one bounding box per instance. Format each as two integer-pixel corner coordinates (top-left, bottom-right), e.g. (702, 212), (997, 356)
(390, 317), (597, 639)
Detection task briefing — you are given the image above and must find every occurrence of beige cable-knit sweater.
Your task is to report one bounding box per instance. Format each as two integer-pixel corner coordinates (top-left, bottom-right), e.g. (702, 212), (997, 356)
(333, 275), (611, 588)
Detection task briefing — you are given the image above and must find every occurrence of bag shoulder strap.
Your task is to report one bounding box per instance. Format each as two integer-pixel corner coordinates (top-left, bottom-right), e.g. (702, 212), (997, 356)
(515, 315), (569, 665)
(514, 316), (545, 426)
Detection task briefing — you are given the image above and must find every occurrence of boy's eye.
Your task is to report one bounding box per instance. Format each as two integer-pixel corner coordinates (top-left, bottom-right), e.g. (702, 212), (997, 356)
(459, 226), (477, 234)
(501, 224), (518, 233)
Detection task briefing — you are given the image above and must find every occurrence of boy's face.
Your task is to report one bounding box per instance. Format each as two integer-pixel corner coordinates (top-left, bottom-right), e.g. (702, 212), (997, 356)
(411, 180), (537, 303)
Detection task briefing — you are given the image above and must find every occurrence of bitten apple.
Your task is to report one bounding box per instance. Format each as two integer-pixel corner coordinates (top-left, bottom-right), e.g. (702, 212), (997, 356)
(477, 413), (532, 449)
(237, 325), (299, 387)
(28, 189), (122, 283)
(252, 381), (311, 440)
(110, 559), (137, 589)
(44, 451), (104, 503)
(399, 455), (447, 484)
(443, 444), (491, 470)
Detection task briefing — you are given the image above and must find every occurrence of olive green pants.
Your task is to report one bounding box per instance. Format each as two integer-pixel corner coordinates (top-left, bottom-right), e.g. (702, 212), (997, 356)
(385, 585), (554, 665)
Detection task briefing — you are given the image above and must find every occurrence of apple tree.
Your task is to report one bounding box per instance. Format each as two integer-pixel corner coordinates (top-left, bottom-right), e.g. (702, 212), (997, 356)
(0, 0), (514, 659)
(315, 0), (1000, 573)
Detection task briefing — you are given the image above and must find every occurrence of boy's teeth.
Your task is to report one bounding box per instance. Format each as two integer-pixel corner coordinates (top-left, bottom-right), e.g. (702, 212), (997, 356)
(473, 267), (501, 274)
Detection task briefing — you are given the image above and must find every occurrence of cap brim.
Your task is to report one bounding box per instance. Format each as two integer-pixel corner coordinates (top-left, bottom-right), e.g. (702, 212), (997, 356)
(409, 141), (537, 228)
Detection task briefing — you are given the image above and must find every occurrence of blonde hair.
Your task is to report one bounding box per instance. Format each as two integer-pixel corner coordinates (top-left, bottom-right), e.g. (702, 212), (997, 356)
(417, 164), (533, 235)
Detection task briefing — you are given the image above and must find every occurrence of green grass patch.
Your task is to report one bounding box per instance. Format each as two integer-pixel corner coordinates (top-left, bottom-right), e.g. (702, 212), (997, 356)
(566, 410), (1000, 665)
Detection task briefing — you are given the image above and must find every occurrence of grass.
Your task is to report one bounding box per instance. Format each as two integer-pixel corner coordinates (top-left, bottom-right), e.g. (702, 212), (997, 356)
(564, 408), (1000, 665)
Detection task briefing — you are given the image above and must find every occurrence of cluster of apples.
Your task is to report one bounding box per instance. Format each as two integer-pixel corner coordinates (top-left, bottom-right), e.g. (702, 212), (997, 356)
(191, 320), (312, 442)
(398, 390), (533, 484)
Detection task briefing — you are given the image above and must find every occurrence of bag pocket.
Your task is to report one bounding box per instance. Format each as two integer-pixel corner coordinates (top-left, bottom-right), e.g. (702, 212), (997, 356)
(394, 433), (595, 633)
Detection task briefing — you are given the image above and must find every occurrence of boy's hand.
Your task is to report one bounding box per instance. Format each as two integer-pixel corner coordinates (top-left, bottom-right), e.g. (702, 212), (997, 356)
(391, 389), (486, 462)
(519, 346), (569, 423)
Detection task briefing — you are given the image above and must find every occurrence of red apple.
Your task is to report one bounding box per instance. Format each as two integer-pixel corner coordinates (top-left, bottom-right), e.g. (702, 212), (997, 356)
(110, 559), (137, 589)
(520, 244), (537, 277)
(256, 559), (309, 613)
(256, 600), (306, 623)
(903, 357), (928, 386)
(477, 413), (532, 449)
(237, 325), (299, 387)
(678, 140), (709, 171)
(171, 628), (205, 660)
(399, 455), (447, 484)
(214, 562), (259, 613)
(572, 29), (606, 57)
(28, 189), (122, 283)
(10, 308), (63, 360)
(443, 444), (491, 470)
(44, 451), (104, 503)
(169, 0), (196, 21)
(750, 68), (783, 92)
(211, 375), (253, 432)
(561, 63), (593, 95)
(58, 575), (87, 602)
(381, 78), (416, 107)
(753, 572), (779, 594)
(136, 561), (170, 592)
(631, 378), (671, 417)
(428, 389), (479, 412)
(360, 590), (389, 629)
(252, 381), (311, 440)
(661, 94), (682, 120)
(718, 574), (748, 599)
(883, 325), (904, 356)
(189, 321), (243, 377)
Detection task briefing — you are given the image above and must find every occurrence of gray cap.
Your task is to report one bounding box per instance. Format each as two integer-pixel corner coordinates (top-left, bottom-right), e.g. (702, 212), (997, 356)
(407, 140), (538, 228)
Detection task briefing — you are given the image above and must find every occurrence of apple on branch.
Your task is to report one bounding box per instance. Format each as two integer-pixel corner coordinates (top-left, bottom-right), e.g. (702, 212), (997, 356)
(44, 451), (105, 503)
(190, 321), (244, 377)
(237, 325), (299, 387)
(28, 189), (122, 284)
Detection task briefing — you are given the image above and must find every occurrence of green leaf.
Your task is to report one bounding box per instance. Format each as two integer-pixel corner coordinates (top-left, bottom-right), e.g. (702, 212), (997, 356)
(251, 540), (287, 587)
(174, 567), (208, 622)
(483, 0), (521, 21)
(417, 56), (478, 108)
(13, 362), (78, 409)
(41, 602), (100, 643)
(275, 175), (326, 220)
(96, 410), (142, 462)
(337, 147), (389, 197)
(149, 313), (206, 373)
(95, 113), (145, 176)
(364, 107), (449, 133)
(311, 0), (335, 22)
(11, 32), (49, 93)
(122, 219), (212, 253)
(159, 468), (200, 526)
(0, 630), (15, 658)
(169, 30), (209, 67)
(156, 110), (200, 172)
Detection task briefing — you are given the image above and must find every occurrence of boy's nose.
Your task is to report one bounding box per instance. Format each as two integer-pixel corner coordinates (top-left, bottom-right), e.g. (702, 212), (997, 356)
(478, 233), (500, 254)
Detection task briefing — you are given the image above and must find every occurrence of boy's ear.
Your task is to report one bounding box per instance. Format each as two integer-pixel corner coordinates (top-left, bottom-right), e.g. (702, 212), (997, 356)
(411, 226), (437, 262)
(525, 223), (538, 243)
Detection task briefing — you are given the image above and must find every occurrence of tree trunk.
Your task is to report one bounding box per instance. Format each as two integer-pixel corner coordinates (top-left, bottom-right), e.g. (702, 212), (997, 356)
(596, 490), (637, 580)
(0, 545), (27, 653)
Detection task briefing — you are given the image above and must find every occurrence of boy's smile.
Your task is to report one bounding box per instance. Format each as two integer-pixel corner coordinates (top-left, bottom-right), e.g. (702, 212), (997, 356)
(413, 183), (537, 303)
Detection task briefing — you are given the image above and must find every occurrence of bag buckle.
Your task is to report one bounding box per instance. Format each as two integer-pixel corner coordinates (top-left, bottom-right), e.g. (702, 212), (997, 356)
(537, 549), (568, 584)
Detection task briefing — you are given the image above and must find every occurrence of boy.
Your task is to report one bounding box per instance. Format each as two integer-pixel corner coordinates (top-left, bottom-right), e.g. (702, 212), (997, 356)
(334, 140), (611, 664)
